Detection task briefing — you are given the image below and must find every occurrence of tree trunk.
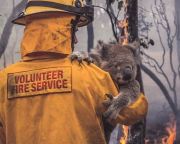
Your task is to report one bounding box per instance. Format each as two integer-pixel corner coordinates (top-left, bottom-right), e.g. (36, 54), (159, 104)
(86, 0), (94, 52)
(87, 23), (94, 52)
(126, 0), (146, 144)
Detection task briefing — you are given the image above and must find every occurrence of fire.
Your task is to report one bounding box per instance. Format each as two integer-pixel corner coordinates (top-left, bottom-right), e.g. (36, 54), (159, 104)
(117, 0), (129, 45)
(118, 1), (129, 144)
(145, 114), (176, 144)
(118, 19), (129, 45)
(119, 125), (128, 144)
(162, 116), (176, 144)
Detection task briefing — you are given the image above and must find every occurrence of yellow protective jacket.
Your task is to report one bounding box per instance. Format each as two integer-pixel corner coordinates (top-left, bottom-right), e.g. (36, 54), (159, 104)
(0, 15), (148, 144)
(0, 58), (148, 144)
(0, 58), (118, 144)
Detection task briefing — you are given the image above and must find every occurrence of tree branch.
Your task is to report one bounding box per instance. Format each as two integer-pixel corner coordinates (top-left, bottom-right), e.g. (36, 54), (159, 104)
(141, 64), (177, 115)
(152, 0), (178, 107)
(178, 64), (180, 78)
(151, 7), (166, 68)
(0, 0), (27, 58)
(142, 52), (173, 90)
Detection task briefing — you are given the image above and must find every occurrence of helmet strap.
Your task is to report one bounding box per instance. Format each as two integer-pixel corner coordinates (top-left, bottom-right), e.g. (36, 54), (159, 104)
(71, 16), (80, 51)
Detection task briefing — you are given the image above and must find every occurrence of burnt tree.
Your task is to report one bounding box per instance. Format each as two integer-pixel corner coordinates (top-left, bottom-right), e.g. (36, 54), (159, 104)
(124, 0), (146, 144)
(105, 0), (147, 143)
(86, 0), (94, 52)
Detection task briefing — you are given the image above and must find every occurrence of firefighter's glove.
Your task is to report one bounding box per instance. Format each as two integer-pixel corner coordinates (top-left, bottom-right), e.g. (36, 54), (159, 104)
(103, 93), (130, 123)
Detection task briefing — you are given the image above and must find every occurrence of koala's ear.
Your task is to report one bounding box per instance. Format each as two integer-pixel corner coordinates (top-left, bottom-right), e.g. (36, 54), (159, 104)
(123, 40), (141, 65)
(90, 40), (104, 56)
(126, 40), (140, 52)
(101, 44), (115, 60)
(91, 40), (112, 61)
(123, 40), (140, 59)
(96, 40), (104, 50)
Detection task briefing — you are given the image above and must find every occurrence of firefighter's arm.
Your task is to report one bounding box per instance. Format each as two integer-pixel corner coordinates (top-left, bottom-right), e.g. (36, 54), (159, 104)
(101, 73), (148, 126)
(112, 93), (148, 126)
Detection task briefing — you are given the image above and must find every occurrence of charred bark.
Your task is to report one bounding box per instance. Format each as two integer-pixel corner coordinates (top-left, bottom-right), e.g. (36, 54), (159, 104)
(126, 0), (146, 144)
(86, 0), (94, 52)
(87, 23), (94, 52)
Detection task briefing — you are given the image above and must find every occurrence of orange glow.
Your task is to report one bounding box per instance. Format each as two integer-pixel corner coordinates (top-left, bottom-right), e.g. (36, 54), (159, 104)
(118, 19), (129, 45)
(119, 126), (129, 144)
(162, 118), (176, 144)
(118, 0), (129, 45)
(118, 1), (129, 143)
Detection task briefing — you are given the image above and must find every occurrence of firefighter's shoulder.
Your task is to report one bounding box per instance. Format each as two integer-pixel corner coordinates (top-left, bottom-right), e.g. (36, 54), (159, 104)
(71, 60), (119, 98)
(0, 61), (24, 75)
(71, 60), (110, 79)
(0, 62), (23, 85)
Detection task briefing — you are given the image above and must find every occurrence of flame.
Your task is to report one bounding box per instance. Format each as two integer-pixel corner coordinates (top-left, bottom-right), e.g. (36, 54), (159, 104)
(119, 125), (128, 144)
(122, 19), (129, 45)
(118, 1), (129, 143)
(118, 19), (129, 45)
(145, 114), (177, 144)
(117, 0), (129, 45)
(162, 117), (176, 144)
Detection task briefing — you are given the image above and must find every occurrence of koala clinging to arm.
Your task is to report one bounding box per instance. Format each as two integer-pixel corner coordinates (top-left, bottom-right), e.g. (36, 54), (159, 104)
(71, 40), (141, 121)
(92, 42), (141, 121)
(70, 41), (148, 143)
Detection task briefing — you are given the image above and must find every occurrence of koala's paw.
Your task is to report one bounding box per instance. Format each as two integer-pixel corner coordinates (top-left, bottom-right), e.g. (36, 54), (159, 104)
(70, 51), (83, 64)
(103, 107), (121, 122)
(70, 51), (93, 65)
(83, 57), (94, 65)
(103, 93), (130, 122)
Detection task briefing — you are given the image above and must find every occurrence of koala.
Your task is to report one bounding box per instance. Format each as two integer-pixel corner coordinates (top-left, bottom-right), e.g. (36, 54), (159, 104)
(89, 41), (141, 121)
(71, 41), (141, 118)
(70, 40), (141, 142)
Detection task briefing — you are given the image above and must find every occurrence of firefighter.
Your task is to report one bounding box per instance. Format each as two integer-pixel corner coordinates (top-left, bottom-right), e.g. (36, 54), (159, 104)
(0, 0), (148, 144)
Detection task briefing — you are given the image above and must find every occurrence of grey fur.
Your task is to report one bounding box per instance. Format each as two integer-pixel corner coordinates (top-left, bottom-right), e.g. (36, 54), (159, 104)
(70, 40), (141, 142)
(70, 41), (141, 120)
(90, 41), (141, 121)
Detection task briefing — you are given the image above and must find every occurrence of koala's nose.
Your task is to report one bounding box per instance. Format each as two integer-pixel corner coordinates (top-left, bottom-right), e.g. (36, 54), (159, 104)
(123, 67), (133, 81)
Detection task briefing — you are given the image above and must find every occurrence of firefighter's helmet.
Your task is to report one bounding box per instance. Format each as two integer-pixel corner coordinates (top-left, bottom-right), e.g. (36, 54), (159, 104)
(12, 0), (94, 27)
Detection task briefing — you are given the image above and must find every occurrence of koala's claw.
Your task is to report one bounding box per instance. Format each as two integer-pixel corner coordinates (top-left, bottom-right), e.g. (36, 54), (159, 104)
(83, 57), (94, 65)
(103, 93), (130, 122)
(103, 108), (121, 122)
(70, 52), (83, 64)
(105, 93), (114, 100)
(102, 93), (115, 108)
(70, 51), (93, 65)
